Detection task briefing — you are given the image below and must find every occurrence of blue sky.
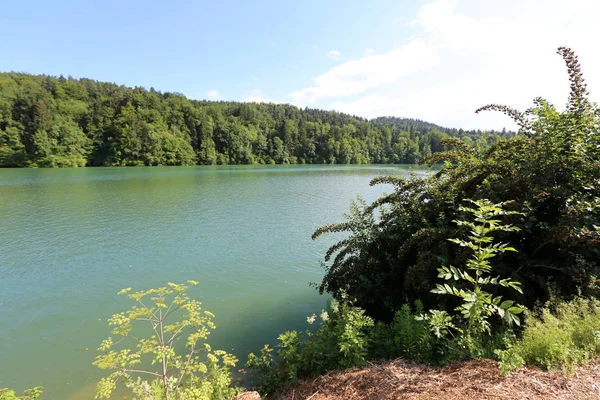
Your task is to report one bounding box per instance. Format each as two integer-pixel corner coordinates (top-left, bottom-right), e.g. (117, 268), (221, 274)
(1, 0), (599, 129)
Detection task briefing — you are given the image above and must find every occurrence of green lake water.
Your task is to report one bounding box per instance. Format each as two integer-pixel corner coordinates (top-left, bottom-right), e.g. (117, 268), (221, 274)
(0, 165), (428, 399)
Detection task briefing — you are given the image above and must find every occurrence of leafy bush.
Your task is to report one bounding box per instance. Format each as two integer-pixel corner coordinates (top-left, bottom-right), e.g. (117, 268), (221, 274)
(94, 281), (238, 400)
(247, 296), (374, 394)
(498, 297), (600, 374)
(0, 388), (42, 400)
(313, 47), (600, 320)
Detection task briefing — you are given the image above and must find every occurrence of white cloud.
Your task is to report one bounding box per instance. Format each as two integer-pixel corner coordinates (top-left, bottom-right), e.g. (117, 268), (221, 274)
(205, 89), (220, 99)
(363, 48), (376, 56)
(242, 89), (278, 104)
(329, 77), (521, 129)
(289, 40), (437, 104)
(313, 45), (320, 51)
(293, 0), (600, 129)
(326, 50), (341, 59)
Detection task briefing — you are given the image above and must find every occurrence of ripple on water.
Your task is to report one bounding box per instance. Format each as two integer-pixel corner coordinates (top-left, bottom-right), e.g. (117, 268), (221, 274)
(0, 165), (424, 399)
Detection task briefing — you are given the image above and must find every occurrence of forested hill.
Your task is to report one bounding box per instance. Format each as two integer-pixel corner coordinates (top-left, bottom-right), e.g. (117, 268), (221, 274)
(0, 72), (510, 167)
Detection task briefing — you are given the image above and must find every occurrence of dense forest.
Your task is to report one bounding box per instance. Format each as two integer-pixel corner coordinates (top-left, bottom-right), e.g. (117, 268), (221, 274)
(0, 73), (510, 167)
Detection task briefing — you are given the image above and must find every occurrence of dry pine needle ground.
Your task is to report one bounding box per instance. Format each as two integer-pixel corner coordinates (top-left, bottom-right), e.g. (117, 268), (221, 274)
(271, 358), (600, 400)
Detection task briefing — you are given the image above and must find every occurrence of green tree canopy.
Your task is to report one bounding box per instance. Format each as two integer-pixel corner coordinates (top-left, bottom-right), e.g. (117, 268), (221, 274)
(0, 72), (510, 167)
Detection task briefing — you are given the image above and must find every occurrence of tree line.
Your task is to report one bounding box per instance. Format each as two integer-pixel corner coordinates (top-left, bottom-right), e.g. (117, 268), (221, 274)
(0, 72), (510, 167)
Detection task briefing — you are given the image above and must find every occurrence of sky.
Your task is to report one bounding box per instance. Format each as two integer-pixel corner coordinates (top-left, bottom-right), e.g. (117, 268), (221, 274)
(1, 0), (599, 130)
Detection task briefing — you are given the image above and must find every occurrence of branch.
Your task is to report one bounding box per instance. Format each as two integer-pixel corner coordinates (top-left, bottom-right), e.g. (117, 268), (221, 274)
(123, 333), (143, 342)
(159, 308), (169, 399)
(138, 300), (160, 321)
(137, 317), (162, 341)
(120, 368), (163, 378)
(167, 324), (189, 347)
(176, 346), (197, 389)
(163, 297), (181, 319)
(163, 305), (182, 321)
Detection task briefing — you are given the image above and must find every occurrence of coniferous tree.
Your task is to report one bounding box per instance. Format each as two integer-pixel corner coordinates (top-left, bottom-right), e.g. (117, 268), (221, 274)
(0, 72), (510, 167)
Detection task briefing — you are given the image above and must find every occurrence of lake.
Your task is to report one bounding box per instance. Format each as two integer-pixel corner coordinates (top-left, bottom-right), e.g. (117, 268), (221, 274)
(0, 165), (428, 399)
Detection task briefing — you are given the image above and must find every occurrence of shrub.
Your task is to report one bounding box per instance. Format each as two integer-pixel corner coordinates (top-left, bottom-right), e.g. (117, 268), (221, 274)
(368, 301), (436, 362)
(247, 296), (374, 394)
(313, 47), (600, 320)
(498, 297), (600, 374)
(94, 281), (238, 400)
(0, 388), (42, 400)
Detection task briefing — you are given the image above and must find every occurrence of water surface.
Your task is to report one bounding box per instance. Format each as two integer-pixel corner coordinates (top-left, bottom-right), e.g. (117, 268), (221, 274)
(0, 164), (428, 399)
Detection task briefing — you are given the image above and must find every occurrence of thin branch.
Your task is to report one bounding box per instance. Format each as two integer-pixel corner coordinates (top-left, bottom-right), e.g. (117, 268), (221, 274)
(136, 300), (163, 341)
(163, 305), (182, 320)
(137, 300), (160, 321)
(159, 308), (169, 400)
(138, 318), (161, 342)
(168, 326), (196, 345)
(530, 240), (553, 259)
(123, 333), (143, 342)
(176, 346), (197, 389)
(163, 297), (181, 319)
(121, 369), (163, 378)
(167, 324), (189, 347)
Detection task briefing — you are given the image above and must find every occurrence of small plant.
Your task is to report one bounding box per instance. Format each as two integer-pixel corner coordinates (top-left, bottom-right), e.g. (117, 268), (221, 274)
(0, 387), (42, 400)
(368, 301), (436, 362)
(498, 297), (600, 374)
(94, 281), (238, 400)
(390, 301), (433, 360)
(247, 296), (374, 394)
(419, 199), (524, 357)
